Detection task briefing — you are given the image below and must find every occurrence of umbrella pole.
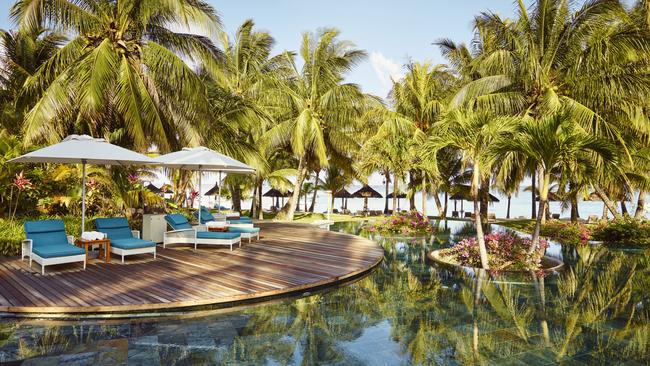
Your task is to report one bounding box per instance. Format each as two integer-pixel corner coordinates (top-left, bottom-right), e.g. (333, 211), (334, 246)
(197, 166), (203, 225)
(81, 160), (86, 233)
(217, 171), (222, 213)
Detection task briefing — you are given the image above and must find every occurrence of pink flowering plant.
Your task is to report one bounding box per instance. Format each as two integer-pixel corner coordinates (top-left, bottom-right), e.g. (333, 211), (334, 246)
(366, 211), (434, 236)
(529, 220), (592, 245)
(440, 231), (549, 270)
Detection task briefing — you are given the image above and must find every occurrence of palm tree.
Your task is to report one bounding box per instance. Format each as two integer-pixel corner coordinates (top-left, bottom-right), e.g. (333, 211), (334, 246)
(492, 112), (617, 253)
(0, 27), (66, 134)
(424, 109), (517, 269)
(356, 129), (413, 214)
(11, 0), (222, 151)
(200, 19), (293, 213)
(388, 62), (455, 211)
(263, 28), (369, 221)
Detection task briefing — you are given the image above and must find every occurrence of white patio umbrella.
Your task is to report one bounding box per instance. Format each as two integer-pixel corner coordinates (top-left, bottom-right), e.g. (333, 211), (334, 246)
(9, 135), (156, 231)
(154, 146), (255, 224)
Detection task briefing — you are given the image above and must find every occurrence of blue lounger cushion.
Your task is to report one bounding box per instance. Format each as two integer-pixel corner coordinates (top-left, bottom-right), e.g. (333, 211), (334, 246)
(165, 214), (193, 230)
(32, 244), (84, 259)
(111, 238), (157, 250)
(228, 227), (260, 234)
(24, 219), (70, 248)
(238, 216), (252, 221)
(192, 207), (216, 224)
(94, 217), (134, 239)
(228, 219), (252, 225)
(196, 231), (240, 240)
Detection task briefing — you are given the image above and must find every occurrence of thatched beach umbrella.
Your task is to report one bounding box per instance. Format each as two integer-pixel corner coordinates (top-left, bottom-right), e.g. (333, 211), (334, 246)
(146, 183), (163, 194)
(387, 191), (407, 211)
(353, 185), (383, 212)
(334, 188), (354, 209)
(263, 188), (290, 208)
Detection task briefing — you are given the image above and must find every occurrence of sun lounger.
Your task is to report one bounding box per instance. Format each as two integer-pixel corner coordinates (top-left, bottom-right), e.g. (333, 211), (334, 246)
(23, 219), (86, 275)
(195, 207), (259, 239)
(95, 217), (157, 263)
(164, 213), (241, 250)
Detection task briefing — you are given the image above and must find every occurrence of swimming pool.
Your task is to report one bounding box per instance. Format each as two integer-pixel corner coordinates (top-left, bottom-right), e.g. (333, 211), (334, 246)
(0, 220), (647, 365)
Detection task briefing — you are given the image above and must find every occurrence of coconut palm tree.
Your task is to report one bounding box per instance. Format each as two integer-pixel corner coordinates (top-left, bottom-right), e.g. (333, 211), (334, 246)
(0, 27), (65, 134)
(492, 112), (617, 253)
(11, 0), (222, 151)
(424, 109), (517, 269)
(356, 129), (413, 214)
(388, 62), (455, 211)
(263, 28), (369, 221)
(200, 19), (294, 212)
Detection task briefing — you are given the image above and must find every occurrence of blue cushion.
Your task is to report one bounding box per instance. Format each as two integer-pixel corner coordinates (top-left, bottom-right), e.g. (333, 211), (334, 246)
(228, 227), (260, 234)
(229, 219), (253, 225)
(239, 216), (252, 221)
(24, 220), (69, 248)
(165, 214), (192, 230)
(196, 231), (240, 240)
(95, 218), (133, 239)
(193, 207), (215, 224)
(111, 238), (156, 250)
(32, 244), (84, 258)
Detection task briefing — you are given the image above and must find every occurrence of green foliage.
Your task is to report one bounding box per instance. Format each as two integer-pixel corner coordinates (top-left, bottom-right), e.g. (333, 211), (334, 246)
(529, 220), (593, 246)
(593, 218), (650, 246)
(365, 212), (434, 236)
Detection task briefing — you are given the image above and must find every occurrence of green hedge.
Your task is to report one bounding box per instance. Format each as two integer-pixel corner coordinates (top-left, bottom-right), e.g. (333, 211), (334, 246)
(592, 218), (650, 246)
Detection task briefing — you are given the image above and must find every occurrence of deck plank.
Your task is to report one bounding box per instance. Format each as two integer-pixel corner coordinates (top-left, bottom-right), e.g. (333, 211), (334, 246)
(0, 222), (383, 314)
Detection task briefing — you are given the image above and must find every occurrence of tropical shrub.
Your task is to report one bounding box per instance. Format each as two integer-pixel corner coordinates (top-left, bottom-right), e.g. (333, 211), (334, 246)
(592, 219), (650, 246)
(365, 211), (433, 236)
(439, 231), (549, 270)
(528, 220), (593, 246)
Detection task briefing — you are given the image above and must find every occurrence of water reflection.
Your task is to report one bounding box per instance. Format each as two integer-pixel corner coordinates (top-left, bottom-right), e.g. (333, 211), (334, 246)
(0, 220), (647, 365)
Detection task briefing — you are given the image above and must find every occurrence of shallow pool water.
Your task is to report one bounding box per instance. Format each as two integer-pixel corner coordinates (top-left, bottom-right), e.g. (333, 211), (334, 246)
(0, 220), (647, 365)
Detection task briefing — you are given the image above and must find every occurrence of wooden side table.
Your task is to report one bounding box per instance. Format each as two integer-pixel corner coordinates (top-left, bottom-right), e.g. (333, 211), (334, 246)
(208, 226), (228, 232)
(75, 238), (111, 263)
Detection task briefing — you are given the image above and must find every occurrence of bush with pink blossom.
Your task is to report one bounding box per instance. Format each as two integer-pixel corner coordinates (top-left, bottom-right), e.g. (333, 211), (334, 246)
(365, 211), (434, 236)
(439, 231), (549, 270)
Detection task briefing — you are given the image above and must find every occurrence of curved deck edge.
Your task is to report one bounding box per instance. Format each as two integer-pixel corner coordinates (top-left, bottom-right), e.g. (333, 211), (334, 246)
(0, 223), (383, 317)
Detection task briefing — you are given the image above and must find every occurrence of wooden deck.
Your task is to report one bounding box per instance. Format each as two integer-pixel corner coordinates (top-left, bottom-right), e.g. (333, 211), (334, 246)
(0, 222), (383, 315)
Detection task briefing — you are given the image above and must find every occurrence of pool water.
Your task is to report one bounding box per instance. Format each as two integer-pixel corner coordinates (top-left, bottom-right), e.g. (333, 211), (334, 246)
(0, 220), (647, 365)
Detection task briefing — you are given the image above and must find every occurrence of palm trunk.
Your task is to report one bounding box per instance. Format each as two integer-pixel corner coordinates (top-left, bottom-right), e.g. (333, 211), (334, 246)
(593, 185), (622, 220)
(506, 195), (512, 219)
(392, 172), (398, 213)
(250, 183), (257, 217)
(620, 200), (628, 217)
(408, 171), (416, 210)
(480, 176), (489, 221)
(635, 190), (646, 219)
(308, 171), (319, 212)
(531, 168), (537, 219)
(384, 171), (390, 214)
(277, 156), (308, 221)
(570, 194), (579, 223)
(422, 175), (428, 217)
(257, 181), (264, 220)
(472, 162), (489, 269)
(602, 203), (608, 220)
(531, 170), (550, 255)
(433, 192), (444, 218)
(442, 191), (448, 220)
(231, 184), (242, 212)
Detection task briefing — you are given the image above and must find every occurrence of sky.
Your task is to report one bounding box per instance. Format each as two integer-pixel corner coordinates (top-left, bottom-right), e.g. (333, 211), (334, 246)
(0, 0), (517, 97)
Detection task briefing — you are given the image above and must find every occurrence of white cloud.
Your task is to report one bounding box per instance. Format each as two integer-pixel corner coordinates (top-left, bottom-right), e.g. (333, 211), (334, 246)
(369, 52), (403, 91)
